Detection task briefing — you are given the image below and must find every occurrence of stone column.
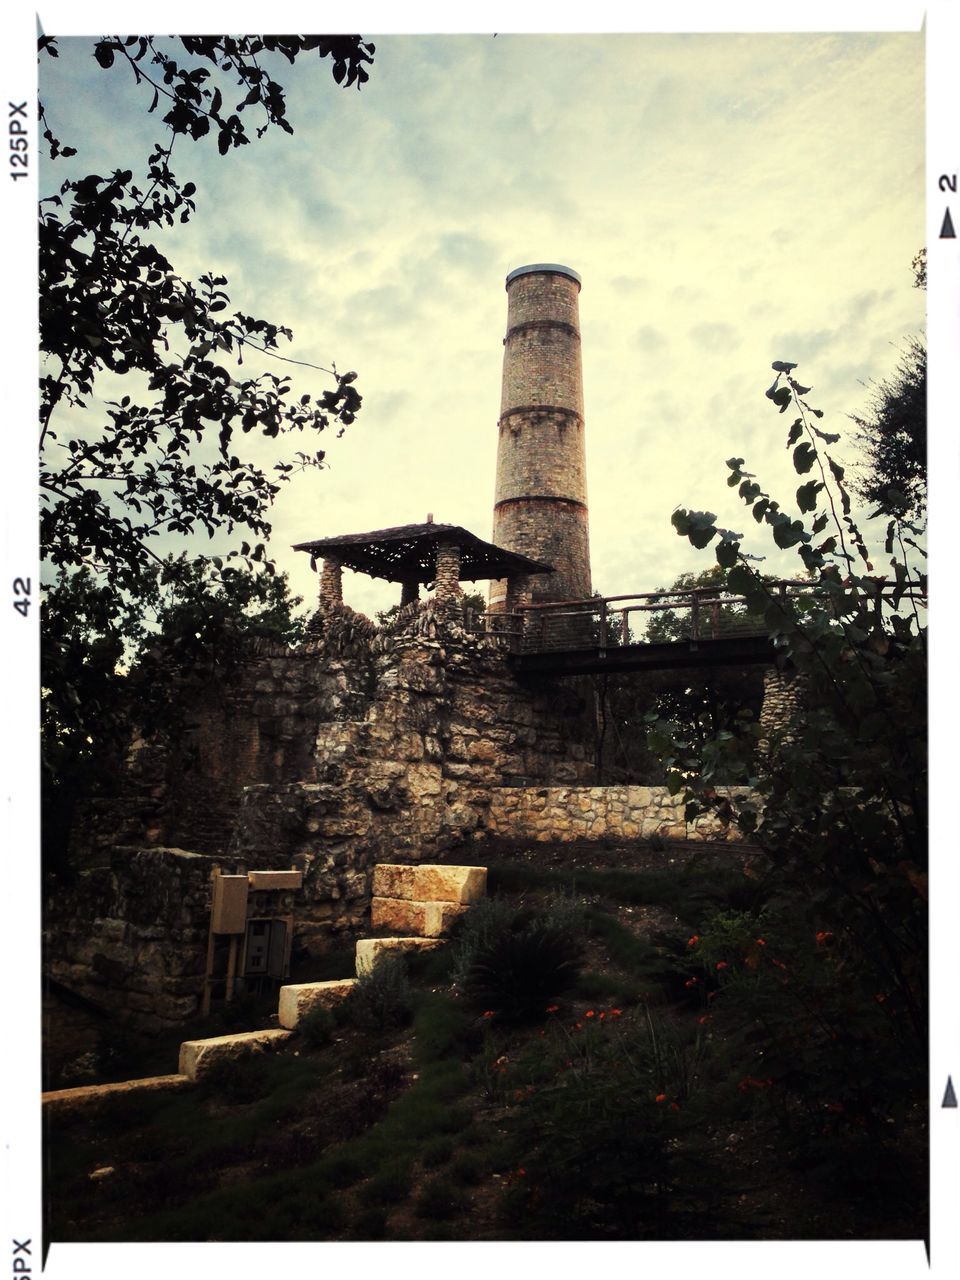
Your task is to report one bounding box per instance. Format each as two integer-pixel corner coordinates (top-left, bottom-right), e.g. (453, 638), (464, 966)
(319, 557), (343, 609)
(434, 541), (462, 604)
(400, 579), (420, 607)
(758, 666), (805, 751)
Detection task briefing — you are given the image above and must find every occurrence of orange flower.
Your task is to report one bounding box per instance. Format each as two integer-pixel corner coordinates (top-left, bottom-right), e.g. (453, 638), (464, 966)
(875, 992), (887, 1004)
(687, 935), (700, 947)
(598, 1011), (606, 1021)
(609, 1008), (623, 1018)
(698, 1014), (710, 1025)
(669, 1102), (681, 1112)
(585, 1010), (596, 1018)
(655, 1093), (667, 1103)
(573, 1021), (583, 1031)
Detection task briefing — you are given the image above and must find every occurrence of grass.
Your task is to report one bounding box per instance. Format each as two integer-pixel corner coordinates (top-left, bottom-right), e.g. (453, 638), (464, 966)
(45, 845), (924, 1246)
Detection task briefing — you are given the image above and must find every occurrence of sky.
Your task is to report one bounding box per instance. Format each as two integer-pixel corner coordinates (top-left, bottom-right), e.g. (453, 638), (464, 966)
(37, 17), (926, 622)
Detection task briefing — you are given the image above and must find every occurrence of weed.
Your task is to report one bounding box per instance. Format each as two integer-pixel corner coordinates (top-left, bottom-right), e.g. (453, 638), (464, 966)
(298, 1003), (336, 1048)
(414, 1175), (465, 1220)
(358, 1159), (413, 1207)
(343, 951), (413, 1033)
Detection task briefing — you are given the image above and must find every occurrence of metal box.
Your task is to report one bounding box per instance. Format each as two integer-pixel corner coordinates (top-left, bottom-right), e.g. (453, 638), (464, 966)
(211, 874), (249, 934)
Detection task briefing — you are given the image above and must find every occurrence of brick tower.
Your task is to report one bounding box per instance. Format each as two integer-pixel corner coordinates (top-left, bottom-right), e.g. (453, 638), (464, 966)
(488, 263), (592, 614)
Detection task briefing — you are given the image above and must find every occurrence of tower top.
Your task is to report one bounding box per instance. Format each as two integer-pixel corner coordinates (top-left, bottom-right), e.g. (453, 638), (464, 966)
(505, 263), (581, 289)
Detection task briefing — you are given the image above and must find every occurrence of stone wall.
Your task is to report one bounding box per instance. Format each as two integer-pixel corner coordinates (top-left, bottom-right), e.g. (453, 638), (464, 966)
(483, 784), (758, 844)
(62, 600), (596, 980)
(44, 846), (225, 1033)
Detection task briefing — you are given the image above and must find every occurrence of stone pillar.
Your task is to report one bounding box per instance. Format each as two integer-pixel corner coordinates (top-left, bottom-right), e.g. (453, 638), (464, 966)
(758, 666), (804, 751)
(400, 579), (420, 607)
(489, 263), (591, 614)
(319, 557), (343, 609)
(434, 541), (462, 604)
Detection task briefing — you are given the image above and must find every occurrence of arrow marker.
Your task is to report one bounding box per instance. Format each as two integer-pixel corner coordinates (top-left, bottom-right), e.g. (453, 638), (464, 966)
(939, 208), (956, 239)
(943, 1075), (957, 1107)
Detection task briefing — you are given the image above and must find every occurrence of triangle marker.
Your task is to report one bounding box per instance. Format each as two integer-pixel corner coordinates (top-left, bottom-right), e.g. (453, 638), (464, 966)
(939, 208), (956, 239)
(943, 1075), (957, 1107)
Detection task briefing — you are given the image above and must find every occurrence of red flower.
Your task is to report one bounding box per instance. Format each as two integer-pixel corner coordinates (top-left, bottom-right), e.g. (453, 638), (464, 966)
(669, 1102), (681, 1112)
(517, 1167), (527, 1177)
(585, 1010), (596, 1018)
(687, 935), (700, 947)
(482, 1010), (495, 1018)
(875, 992), (887, 1004)
(545, 1005), (559, 1014)
(715, 961), (728, 971)
(655, 1093), (667, 1103)
(609, 1008), (623, 1018)
(698, 1014), (710, 1025)
(598, 1011), (606, 1020)
(755, 937), (766, 946)
(815, 931), (834, 947)
(573, 1021), (583, 1031)
(684, 977), (699, 988)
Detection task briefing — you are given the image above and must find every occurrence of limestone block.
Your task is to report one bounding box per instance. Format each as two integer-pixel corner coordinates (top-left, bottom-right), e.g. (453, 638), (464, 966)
(278, 979), (357, 1029)
(370, 897), (469, 938)
(248, 869), (303, 890)
(372, 864), (418, 900)
(371, 896), (429, 934)
(178, 1028), (292, 1081)
(355, 936), (444, 975)
(42, 1073), (192, 1114)
(413, 865), (487, 904)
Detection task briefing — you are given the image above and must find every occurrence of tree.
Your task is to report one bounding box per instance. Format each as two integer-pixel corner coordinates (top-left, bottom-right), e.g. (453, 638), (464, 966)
(849, 337), (926, 519)
(849, 252), (926, 519)
(41, 559), (308, 876)
(39, 34), (374, 603)
(666, 360), (926, 1050)
(38, 33), (374, 869)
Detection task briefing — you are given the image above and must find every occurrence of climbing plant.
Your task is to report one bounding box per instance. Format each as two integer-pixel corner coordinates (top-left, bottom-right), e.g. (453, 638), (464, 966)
(657, 361), (927, 1051)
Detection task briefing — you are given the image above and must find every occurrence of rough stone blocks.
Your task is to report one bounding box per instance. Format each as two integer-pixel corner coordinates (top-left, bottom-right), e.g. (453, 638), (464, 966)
(178, 1028), (292, 1081)
(370, 896), (468, 938)
(355, 936), (444, 976)
(42, 1074), (192, 1114)
(278, 979), (357, 1029)
(372, 864), (487, 905)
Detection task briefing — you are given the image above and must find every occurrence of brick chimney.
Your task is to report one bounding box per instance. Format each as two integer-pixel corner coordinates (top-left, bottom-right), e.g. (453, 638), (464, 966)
(488, 263), (592, 612)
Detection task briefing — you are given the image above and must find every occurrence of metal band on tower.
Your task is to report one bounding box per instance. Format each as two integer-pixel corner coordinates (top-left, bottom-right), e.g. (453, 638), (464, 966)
(489, 264), (592, 613)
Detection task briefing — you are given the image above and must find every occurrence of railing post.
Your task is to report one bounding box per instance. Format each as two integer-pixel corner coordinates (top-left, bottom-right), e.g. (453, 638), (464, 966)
(620, 608), (629, 645)
(599, 600), (607, 651)
(690, 591), (700, 641)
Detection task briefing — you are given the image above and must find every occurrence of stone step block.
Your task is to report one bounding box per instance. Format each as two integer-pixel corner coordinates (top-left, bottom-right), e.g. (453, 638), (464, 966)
(370, 896), (468, 938)
(278, 979), (357, 1030)
(178, 1028), (292, 1081)
(372, 863), (487, 905)
(355, 936), (444, 976)
(42, 1073), (192, 1114)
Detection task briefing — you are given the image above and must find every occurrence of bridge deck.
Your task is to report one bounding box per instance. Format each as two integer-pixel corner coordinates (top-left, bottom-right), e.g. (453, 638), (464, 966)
(508, 632), (775, 677)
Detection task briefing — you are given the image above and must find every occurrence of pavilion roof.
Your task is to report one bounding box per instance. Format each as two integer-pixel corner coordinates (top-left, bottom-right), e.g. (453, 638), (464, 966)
(292, 522), (554, 584)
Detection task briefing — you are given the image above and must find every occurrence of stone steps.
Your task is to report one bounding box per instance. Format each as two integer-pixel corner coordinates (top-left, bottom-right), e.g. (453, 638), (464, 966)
(43, 862), (488, 1110)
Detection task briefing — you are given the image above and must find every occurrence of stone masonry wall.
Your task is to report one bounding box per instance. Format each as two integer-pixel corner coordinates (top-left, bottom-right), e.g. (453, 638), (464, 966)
(61, 600), (597, 983)
(483, 785), (758, 844)
(44, 846), (226, 1033)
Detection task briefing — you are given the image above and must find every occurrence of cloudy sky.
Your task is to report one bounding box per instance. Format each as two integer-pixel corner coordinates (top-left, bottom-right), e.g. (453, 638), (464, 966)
(37, 12), (926, 622)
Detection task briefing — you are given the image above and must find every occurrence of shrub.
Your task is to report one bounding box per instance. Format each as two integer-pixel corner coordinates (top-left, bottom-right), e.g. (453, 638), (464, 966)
(452, 897), (584, 1023)
(343, 951), (413, 1033)
(298, 1003), (336, 1049)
